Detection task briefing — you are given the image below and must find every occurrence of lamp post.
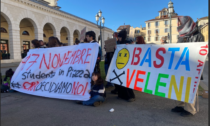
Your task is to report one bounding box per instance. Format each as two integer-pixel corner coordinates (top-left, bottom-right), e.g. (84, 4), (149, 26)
(95, 10), (105, 50)
(168, 0), (174, 43)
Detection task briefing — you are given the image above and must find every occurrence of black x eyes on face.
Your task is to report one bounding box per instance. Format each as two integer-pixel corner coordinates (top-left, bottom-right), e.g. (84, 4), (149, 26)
(119, 53), (127, 57)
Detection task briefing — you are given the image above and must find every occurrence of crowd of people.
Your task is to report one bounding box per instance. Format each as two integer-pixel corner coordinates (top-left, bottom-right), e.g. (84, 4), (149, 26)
(1, 16), (205, 117)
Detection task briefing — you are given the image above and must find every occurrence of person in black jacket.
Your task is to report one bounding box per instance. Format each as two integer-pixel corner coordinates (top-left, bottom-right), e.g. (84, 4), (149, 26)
(111, 29), (135, 102)
(104, 45), (114, 88)
(171, 16), (204, 117)
(78, 72), (106, 107)
(85, 31), (102, 73)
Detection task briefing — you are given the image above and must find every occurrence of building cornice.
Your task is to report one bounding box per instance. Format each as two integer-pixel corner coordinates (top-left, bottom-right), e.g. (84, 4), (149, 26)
(3, 0), (113, 32)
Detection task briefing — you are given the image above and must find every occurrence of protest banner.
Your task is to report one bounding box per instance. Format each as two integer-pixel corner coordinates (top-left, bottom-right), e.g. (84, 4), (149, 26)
(106, 42), (208, 103)
(105, 38), (117, 52)
(79, 27), (86, 41)
(11, 43), (99, 101)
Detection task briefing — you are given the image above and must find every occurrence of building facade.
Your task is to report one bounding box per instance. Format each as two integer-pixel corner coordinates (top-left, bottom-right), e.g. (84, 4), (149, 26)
(129, 26), (146, 41)
(145, 8), (179, 44)
(197, 16), (208, 26)
(197, 16), (208, 42)
(117, 25), (131, 38)
(0, 0), (113, 62)
(200, 23), (209, 42)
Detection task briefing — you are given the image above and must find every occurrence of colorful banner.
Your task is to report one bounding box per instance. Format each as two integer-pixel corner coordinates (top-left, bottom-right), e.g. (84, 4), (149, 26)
(11, 43), (99, 101)
(106, 42), (208, 103)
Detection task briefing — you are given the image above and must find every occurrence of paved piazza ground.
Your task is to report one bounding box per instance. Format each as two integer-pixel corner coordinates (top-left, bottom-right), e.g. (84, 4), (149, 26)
(1, 87), (208, 126)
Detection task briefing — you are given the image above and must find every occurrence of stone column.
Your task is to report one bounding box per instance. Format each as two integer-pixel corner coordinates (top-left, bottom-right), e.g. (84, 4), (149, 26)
(9, 26), (21, 60)
(35, 28), (43, 41)
(70, 34), (74, 45)
(55, 32), (60, 41)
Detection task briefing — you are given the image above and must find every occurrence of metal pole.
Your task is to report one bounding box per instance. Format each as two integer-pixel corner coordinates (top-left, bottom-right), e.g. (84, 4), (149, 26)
(100, 21), (102, 48)
(169, 14), (172, 43)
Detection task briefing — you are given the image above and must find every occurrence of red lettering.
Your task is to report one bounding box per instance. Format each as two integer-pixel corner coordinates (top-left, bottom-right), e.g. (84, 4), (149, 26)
(71, 82), (79, 95)
(39, 53), (51, 69)
(77, 84), (84, 94)
(131, 47), (141, 65)
(82, 82), (88, 96)
(64, 51), (72, 65)
(21, 54), (31, 70)
(52, 54), (59, 69)
(199, 49), (207, 56)
(126, 69), (136, 88)
(70, 51), (77, 64)
(27, 54), (40, 71)
(23, 81), (39, 91)
(201, 44), (208, 48)
(134, 70), (146, 92)
(195, 77), (198, 79)
(196, 69), (201, 74)
(58, 53), (65, 67)
(194, 81), (197, 83)
(154, 47), (166, 68)
(197, 60), (204, 67)
(84, 48), (91, 64)
(79, 49), (86, 64)
(73, 50), (82, 64)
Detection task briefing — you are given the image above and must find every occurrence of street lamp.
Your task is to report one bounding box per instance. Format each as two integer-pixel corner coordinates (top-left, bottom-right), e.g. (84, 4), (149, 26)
(168, 0), (174, 43)
(95, 10), (105, 53)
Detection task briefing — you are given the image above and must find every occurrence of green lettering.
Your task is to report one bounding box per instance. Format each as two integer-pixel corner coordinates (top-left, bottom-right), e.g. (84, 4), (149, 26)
(155, 73), (169, 97)
(144, 72), (153, 94)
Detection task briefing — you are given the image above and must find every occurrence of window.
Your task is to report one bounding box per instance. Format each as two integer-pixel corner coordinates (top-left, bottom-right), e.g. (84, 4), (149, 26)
(155, 36), (159, 41)
(155, 29), (159, 34)
(0, 40), (9, 54)
(155, 21), (159, 27)
(0, 27), (7, 33)
(165, 20), (168, 25)
(148, 36), (151, 41)
(163, 11), (167, 15)
(148, 23), (150, 28)
(66, 37), (68, 40)
(22, 31), (29, 35)
(43, 34), (46, 37)
(165, 28), (168, 33)
(148, 30), (151, 34)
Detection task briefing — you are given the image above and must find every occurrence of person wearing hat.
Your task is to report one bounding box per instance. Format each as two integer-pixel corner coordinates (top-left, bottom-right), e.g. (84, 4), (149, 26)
(171, 16), (204, 117)
(111, 29), (135, 102)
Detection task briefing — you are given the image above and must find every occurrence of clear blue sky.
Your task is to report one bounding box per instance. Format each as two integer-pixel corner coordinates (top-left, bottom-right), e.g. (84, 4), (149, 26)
(58, 0), (208, 32)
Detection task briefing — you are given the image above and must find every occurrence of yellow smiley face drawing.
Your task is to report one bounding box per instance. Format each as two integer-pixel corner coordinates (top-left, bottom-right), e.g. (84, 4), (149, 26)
(116, 48), (130, 69)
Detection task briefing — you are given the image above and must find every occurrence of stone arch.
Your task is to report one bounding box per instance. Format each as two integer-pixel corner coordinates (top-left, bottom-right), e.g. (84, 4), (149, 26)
(73, 29), (80, 44)
(1, 3), (14, 29)
(43, 23), (57, 42)
(41, 16), (57, 36)
(60, 26), (71, 45)
(17, 10), (39, 31)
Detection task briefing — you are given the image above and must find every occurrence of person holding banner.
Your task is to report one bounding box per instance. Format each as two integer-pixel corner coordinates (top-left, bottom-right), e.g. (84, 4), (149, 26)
(111, 29), (136, 102)
(77, 72), (106, 107)
(171, 16), (204, 117)
(31, 39), (40, 49)
(85, 31), (102, 72)
(48, 36), (61, 47)
(136, 36), (146, 44)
